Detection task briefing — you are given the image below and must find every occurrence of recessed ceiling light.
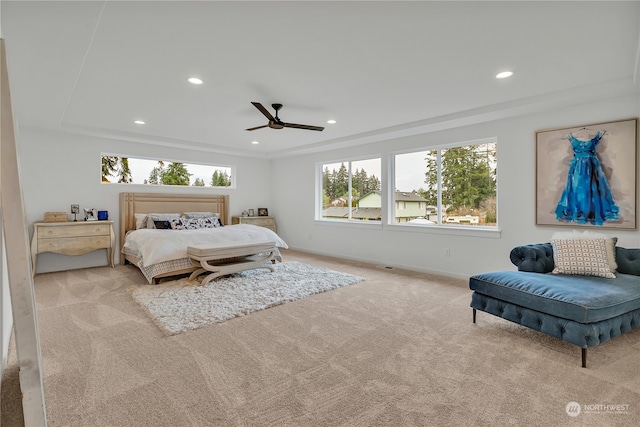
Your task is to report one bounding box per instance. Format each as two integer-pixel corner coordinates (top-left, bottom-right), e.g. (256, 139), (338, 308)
(133, 120), (146, 125)
(188, 77), (203, 85)
(496, 71), (514, 79)
(327, 119), (337, 124)
(251, 140), (259, 145)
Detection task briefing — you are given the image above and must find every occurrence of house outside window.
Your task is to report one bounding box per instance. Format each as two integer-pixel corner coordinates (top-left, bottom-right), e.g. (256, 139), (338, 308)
(393, 140), (497, 226)
(319, 158), (381, 221)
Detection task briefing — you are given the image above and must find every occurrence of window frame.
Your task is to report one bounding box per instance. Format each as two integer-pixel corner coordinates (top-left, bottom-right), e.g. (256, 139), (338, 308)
(100, 153), (236, 189)
(316, 155), (383, 224)
(388, 137), (499, 233)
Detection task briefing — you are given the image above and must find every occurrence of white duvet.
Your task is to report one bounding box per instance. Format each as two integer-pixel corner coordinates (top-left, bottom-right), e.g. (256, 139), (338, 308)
(122, 224), (288, 266)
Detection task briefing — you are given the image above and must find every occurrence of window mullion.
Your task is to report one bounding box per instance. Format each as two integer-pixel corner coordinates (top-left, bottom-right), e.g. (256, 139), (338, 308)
(437, 150), (443, 224)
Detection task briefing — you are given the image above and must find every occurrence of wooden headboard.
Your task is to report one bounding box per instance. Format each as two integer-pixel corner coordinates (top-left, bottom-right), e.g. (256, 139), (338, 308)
(119, 192), (229, 264)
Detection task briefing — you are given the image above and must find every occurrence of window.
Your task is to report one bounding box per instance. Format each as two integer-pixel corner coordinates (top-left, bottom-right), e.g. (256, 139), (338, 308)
(319, 157), (381, 221)
(393, 140), (496, 226)
(101, 155), (234, 188)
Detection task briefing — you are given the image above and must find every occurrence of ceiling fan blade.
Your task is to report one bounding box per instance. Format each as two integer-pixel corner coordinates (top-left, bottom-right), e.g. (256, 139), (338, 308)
(245, 124), (269, 131)
(251, 102), (275, 121)
(283, 122), (325, 131)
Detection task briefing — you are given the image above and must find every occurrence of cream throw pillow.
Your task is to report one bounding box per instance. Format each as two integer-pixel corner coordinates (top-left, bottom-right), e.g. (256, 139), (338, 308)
(551, 231), (617, 272)
(550, 237), (616, 278)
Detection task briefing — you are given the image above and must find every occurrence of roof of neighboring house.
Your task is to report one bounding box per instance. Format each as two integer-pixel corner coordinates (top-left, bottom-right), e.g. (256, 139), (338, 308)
(322, 207), (382, 220)
(394, 191), (427, 202)
(357, 191), (427, 203)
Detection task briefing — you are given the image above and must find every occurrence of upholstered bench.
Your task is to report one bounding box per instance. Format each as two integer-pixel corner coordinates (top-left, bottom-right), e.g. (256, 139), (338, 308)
(469, 244), (640, 368)
(187, 240), (277, 285)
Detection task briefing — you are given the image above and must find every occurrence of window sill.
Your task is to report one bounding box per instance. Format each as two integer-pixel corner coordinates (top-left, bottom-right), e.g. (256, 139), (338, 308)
(385, 223), (501, 238)
(314, 220), (500, 238)
(314, 219), (383, 230)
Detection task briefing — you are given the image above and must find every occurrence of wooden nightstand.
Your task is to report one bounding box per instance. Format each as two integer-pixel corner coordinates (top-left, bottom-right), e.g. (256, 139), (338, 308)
(31, 220), (115, 274)
(231, 216), (277, 232)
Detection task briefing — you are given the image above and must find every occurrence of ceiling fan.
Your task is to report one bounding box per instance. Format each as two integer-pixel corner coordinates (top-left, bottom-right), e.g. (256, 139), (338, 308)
(246, 102), (324, 132)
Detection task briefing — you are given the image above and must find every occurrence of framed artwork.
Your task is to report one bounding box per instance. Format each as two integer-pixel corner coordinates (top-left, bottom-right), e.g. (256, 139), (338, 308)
(84, 208), (97, 221)
(536, 118), (638, 229)
(248, 209), (255, 217)
(258, 208), (268, 216)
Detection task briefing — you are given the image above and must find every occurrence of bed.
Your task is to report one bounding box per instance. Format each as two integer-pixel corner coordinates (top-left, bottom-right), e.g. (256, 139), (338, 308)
(119, 192), (288, 283)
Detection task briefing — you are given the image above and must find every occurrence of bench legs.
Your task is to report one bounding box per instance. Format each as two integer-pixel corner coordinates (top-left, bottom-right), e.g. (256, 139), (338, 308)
(472, 308), (589, 368)
(189, 250), (277, 286)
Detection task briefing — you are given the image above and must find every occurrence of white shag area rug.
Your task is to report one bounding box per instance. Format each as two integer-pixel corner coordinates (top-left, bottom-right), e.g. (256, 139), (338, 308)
(127, 262), (365, 335)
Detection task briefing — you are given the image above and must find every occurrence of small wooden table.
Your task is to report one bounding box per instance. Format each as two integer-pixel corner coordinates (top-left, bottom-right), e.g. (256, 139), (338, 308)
(187, 240), (277, 285)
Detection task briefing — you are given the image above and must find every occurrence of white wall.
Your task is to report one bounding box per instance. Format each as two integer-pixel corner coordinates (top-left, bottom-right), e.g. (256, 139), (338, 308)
(17, 128), (274, 273)
(272, 94), (640, 279)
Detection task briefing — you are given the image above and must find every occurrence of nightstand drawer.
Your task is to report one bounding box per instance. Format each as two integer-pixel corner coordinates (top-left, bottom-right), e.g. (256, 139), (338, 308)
(38, 236), (110, 255)
(231, 216), (277, 232)
(39, 223), (110, 238)
(246, 217), (275, 227)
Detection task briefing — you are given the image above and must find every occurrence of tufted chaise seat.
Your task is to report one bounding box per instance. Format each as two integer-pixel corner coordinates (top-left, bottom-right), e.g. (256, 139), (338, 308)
(469, 244), (640, 367)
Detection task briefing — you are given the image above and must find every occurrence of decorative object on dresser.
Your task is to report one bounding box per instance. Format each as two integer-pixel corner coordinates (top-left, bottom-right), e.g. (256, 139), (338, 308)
(31, 220), (115, 274)
(84, 208), (97, 221)
(43, 211), (67, 222)
(258, 207), (268, 216)
(232, 215), (276, 232)
(248, 208), (255, 217)
(70, 204), (80, 221)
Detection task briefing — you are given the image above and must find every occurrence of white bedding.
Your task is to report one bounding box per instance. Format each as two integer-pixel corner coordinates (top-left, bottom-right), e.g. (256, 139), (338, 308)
(123, 224), (288, 266)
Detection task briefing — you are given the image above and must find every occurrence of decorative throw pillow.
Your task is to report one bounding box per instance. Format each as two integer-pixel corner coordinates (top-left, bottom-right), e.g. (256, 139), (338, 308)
(153, 220), (172, 230)
(146, 213), (181, 229)
(134, 213), (148, 230)
(183, 212), (219, 219)
(550, 237), (616, 278)
(551, 231), (618, 272)
(169, 217), (220, 230)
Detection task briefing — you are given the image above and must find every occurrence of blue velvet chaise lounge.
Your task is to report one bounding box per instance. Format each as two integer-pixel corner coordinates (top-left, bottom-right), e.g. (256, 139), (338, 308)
(469, 243), (640, 368)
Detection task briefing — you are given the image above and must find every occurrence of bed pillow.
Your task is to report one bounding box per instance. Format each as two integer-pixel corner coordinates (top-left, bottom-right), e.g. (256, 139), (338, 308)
(183, 211), (219, 219)
(550, 237), (616, 278)
(134, 213), (148, 230)
(169, 217), (221, 230)
(146, 213), (182, 229)
(153, 220), (172, 230)
(551, 231), (617, 272)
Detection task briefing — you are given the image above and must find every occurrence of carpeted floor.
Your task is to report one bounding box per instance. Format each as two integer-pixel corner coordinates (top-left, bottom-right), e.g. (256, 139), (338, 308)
(2, 249), (640, 426)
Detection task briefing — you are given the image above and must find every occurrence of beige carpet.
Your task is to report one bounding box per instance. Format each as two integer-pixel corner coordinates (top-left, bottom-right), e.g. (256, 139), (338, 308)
(127, 262), (365, 335)
(2, 249), (640, 426)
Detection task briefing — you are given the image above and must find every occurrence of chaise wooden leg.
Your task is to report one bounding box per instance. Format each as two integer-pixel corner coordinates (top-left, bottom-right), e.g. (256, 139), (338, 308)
(582, 348), (587, 368)
(473, 308), (476, 324)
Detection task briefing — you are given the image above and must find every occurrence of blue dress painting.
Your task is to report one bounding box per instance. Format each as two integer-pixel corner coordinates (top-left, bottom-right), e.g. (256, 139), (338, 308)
(555, 130), (619, 226)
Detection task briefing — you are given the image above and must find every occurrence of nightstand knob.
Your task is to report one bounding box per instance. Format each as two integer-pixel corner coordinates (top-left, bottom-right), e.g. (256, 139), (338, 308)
(47, 231), (53, 236)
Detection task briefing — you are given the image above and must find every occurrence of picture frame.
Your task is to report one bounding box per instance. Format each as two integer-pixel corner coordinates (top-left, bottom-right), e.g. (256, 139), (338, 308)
(536, 118), (638, 229)
(84, 208), (97, 221)
(248, 209), (255, 217)
(258, 208), (268, 216)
